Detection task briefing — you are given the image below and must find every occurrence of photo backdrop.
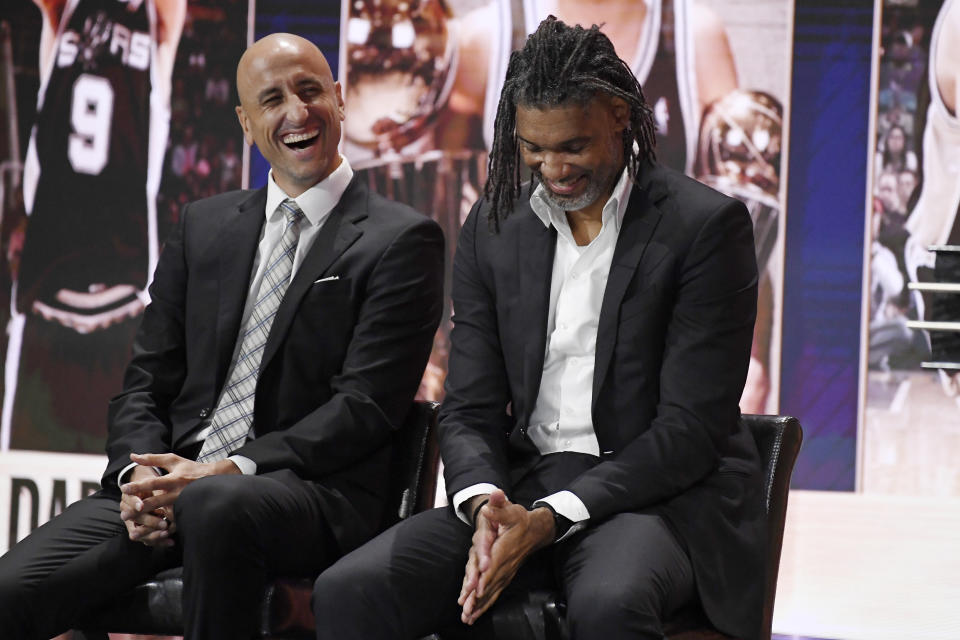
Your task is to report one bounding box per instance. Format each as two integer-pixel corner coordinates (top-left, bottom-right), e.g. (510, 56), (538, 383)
(1, 3), (958, 637)
(0, 0), (250, 551)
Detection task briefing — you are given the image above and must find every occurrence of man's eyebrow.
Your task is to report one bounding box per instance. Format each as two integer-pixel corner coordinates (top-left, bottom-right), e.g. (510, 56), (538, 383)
(295, 77), (325, 90)
(517, 134), (590, 147)
(257, 87), (281, 103)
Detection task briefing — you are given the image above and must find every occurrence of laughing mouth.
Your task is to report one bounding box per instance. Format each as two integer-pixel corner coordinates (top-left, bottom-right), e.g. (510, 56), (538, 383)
(546, 175), (586, 195)
(282, 130), (320, 150)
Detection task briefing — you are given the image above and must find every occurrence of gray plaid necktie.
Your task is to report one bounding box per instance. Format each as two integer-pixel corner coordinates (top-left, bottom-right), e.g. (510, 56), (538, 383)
(197, 199), (304, 462)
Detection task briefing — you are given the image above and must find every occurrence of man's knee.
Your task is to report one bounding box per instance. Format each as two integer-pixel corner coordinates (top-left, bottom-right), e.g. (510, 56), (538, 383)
(312, 549), (392, 637)
(176, 475), (255, 540)
(313, 542), (393, 616)
(566, 578), (664, 638)
(312, 557), (356, 617)
(314, 509), (468, 638)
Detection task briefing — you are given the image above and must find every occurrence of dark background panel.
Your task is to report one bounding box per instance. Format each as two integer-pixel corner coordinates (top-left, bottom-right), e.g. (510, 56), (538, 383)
(780, 0), (875, 490)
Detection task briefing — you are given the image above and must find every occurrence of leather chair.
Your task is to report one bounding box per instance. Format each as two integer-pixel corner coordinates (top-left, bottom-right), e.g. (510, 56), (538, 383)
(441, 414), (803, 640)
(74, 400), (441, 640)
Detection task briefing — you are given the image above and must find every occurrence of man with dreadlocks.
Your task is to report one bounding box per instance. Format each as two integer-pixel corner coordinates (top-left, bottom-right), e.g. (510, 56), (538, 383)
(314, 17), (764, 640)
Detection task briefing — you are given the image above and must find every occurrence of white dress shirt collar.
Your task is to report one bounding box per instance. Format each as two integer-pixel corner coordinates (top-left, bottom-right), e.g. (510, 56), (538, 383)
(529, 165), (633, 233)
(264, 155), (355, 225)
(451, 163), (635, 532)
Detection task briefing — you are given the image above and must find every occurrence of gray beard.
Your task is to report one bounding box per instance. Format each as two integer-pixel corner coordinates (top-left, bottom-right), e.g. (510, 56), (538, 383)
(537, 174), (605, 212)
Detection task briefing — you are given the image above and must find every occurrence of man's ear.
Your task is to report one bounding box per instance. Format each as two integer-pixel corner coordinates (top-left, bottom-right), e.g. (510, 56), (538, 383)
(235, 105), (254, 146)
(334, 81), (345, 121)
(609, 96), (630, 132)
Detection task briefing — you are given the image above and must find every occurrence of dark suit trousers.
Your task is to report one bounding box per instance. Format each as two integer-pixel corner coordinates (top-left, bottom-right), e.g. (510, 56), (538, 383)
(0, 470), (336, 640)
(313, 453), (695, 640)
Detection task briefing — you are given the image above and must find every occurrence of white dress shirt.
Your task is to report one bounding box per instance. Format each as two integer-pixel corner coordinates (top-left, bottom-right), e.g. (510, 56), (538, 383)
(453, 167), (633, 537)
(121, 157), (354, 482)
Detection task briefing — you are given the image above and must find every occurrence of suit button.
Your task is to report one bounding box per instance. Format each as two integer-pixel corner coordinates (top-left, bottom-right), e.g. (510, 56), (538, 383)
(199, 408), (210, 418)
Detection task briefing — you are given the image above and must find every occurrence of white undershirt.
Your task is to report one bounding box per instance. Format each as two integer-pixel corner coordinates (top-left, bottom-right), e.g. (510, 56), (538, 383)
(120, 157), (354, 482)
(453, 167), (632, 536)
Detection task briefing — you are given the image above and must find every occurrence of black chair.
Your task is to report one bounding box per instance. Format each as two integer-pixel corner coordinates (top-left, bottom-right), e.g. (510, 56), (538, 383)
(75, 400), (441, 640)
(445, 414), (803, 640)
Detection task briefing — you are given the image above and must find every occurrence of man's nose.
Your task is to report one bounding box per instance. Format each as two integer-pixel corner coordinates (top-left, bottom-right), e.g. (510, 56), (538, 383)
(285, 96), (309, 124)
(539, 153), (571, 181)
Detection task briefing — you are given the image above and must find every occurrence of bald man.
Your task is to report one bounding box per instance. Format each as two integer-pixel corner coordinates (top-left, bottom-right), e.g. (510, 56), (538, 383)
(0, 33), (444, 640)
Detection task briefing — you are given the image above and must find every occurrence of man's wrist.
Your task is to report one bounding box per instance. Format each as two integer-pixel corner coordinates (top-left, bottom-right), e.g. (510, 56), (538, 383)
(471, 498), (489, 528)
(467, 494), (491, 528)
(128, 464), (161, 483)
(212, 459), (242, 475)
(452, 484), (500, 525)
(530, 501), (573, 542)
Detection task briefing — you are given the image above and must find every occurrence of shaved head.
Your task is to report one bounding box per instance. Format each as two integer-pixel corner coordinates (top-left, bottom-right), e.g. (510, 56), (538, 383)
(236, 33), (333, 108)
(234, 33), (344, 196)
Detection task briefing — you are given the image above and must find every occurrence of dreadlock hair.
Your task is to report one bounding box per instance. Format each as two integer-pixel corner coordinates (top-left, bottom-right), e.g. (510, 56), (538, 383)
(484, 16), (657, 231)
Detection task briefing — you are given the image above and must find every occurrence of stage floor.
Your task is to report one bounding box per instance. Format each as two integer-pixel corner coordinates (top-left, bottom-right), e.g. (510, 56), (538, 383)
(863, 368), (960, 495)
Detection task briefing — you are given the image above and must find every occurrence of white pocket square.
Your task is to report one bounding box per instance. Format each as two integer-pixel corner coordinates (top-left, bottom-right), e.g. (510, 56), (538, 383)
(314, 275), (340, 283)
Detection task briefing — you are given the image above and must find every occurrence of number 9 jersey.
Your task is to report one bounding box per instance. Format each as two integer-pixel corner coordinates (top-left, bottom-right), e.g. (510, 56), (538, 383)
(19, 0), (164, 311)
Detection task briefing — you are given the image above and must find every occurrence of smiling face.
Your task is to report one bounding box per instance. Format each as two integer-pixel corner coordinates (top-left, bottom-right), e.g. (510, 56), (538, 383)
(235, 34), (345, 197)
(515, 96), (629, 220)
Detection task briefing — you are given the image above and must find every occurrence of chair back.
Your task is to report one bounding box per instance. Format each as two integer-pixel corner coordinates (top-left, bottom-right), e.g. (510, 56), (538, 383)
(385, 400), (441, 525)
(740, 414), (803, 640)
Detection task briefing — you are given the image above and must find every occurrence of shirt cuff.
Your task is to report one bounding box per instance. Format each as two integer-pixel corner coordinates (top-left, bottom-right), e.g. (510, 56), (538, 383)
(118, 462), (161, 485)
(228, 455), (257, 475)
(452, 483), (501, 525)
(537, 490), (590, 542)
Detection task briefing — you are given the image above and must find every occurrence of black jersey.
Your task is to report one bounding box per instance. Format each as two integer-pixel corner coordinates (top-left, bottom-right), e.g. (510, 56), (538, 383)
(19, 0), (159, 309)
(642, 0), (694, 173)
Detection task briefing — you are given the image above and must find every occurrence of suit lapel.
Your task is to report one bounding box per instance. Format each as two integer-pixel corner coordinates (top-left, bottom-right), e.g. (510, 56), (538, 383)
(215, 188), (268, 390)
(260, 177), (366, 371)
(592, 180), (663, 409)
(517, 207), (557, 424)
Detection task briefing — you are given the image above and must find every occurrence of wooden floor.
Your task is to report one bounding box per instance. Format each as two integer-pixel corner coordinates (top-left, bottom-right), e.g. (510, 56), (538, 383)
(773, 491), (960, 640)
(862, 369), (960, 495)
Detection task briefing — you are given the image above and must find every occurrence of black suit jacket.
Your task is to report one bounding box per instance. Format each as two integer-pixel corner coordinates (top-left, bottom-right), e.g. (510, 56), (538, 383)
(439, 163), (766, 639)
(103, 177), (445, 554)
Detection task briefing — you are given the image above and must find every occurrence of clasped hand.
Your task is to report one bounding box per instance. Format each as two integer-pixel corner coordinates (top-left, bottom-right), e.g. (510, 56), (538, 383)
(119, 453), (239, 547)
(458, 489), (555, 625)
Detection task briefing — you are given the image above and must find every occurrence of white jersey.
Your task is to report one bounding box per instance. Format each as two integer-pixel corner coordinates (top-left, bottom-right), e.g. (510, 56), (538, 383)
(905, 0), (960, 280)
